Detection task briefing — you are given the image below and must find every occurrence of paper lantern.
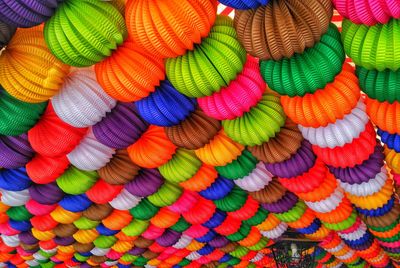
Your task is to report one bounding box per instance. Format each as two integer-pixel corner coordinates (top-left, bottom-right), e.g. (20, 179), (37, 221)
(296, 170), (338, 202)
(366, 97), (400, 135)
(378, 128), (400, 152)
(338, 217), (364, 237)
(194, 129), (244, 166)
(342, 18), (400, 71)
(259, 23), (344, 97)
(234, 0), (332, 60)
(305, 187), (344, 213)
(0, 133), (34, 169)
(263, 192), (299, 214)
(273, 201), (306, 223)
(0, 0), (60, 27)
(109, 189), (141, 210)
(293, 210), (319, 230)
(280, 63), (360, 128)
(2, 2), (399, 267)
(214, 186), (248, 212)
(168, 191), (198, 214)
(166, 15), (247, 98)
(29, 182), (64, 205)
(1, 234), (20, 248)
(125, 0), (217, 58)
(26, 154), (69, 185)
(279, 159), (326, 194)
(92, 102), (148, 149)
(52, 68), (117, 128)
(44, 0), (127, 67)
(215, 150), (258, 180)
(261, 222), (287, 239)
(0, 168), (31, 192)
(59, 194), (92, 213)
(346, 178), (393, 210)
(147, 181), (183, 207)
(357, 66), (400, 104)
(179, 164), (218, 192)
(249, 179), (286, 204)
(198, 56), (265, 120)
(370, 221), (400, 239)
(248, 119), (303, 164)
(312, 123), (377, 168)
(0, 87), (47, 136)
(94, 39), (164, 102)
(356, 195), (395, 217)
(127, 125), (177, 168)
(56, 166), (98, 195)
(165, 108), (221, 150)
(218, 0), (268, 9)
(86, 179), (123, 205)
(300, 100), (369, 148)
(334, 0), (400, 25)
(159, 149), (202, 184)
(122, 219), (149, 237)
(125, 168), (163, 198)
(229, 196), (259, 221)
(0, 26), (70, 103)
(28, 103), (87, 158)
(25, 200), (56, 217)
(200, 177), (235, 201)
(67, 129), (115, 171)
(136, 80), (197, 127)
(320, 207), (356, 230)
(97, 149), (140, 185)
(129, 198), (159, 221)
(1, 189), (30, 206)
(222, 93), (285, 146)
(329, 144), (384, 184)
(339, 167), (387, 197)
(265, 140), (316, 178)
(384, 146), (400, 174)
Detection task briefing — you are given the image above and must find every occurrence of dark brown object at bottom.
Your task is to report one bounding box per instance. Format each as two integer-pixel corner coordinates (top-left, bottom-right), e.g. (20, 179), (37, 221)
(133, 237), (154, 248)
(219, 242), (238, 253)
(165, 109), (221, 150)
(248, 119), (303, 164)
(73, 242), (95, 252)
(249, 179), (286, 204)
(82, 203), (114, 221)
(142, 249), (160, 259)
(53, 223), (78, 237)
(89, 255), (108, 264)
(361, 202), (400, 228)
(98, 149), (141, 185)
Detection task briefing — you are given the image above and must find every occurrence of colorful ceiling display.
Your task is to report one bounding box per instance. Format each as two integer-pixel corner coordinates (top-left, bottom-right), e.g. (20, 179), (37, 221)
(0, 0), (399, 267)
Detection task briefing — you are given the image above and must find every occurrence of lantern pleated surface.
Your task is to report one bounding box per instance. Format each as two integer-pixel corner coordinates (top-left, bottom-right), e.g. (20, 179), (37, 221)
(0, 0), (398, 267)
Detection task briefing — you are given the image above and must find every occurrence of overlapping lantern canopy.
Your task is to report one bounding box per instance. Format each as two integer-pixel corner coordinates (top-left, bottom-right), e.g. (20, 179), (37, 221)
(0, 0), (399, 267)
